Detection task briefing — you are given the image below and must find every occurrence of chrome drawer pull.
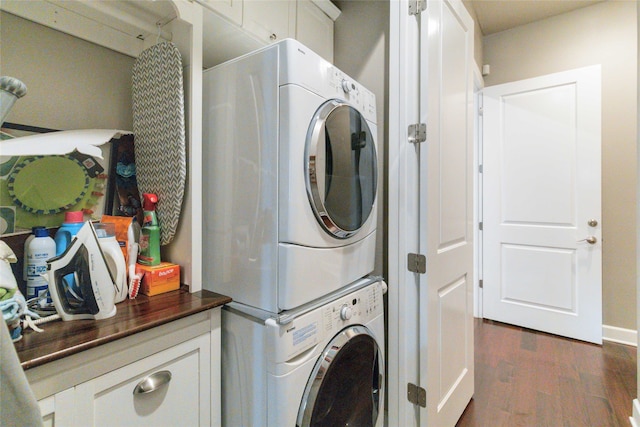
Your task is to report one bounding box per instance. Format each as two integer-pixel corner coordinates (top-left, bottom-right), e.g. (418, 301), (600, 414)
(133, 370), (172, 395)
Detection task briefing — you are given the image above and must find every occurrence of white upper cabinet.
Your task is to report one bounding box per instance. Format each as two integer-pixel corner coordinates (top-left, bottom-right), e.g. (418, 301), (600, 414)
(199, 0), (339, 67)
(200, 0), (243, 25)
(296, 0), (336, 62)
(243, 0), (296, 44)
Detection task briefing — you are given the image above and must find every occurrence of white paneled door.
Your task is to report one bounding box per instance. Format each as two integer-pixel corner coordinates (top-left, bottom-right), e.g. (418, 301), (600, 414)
(389, 1), (474, 425)
(482, 66), (602, 344)
(420, 0), (475, 425)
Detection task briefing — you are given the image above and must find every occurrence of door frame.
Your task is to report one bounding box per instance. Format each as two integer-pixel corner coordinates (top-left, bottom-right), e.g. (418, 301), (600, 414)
(388, 0), (475, 425)
(473, 64), (484, 319)
(388, 0), (421, 425)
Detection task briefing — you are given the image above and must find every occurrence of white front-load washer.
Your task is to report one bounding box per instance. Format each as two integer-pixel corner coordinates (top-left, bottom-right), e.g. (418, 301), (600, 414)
(222, 277), (385, 427)
(203, 39), (378, 312)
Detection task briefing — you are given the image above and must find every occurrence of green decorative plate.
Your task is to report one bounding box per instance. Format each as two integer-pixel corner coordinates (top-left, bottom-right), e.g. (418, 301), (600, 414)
(7, 156), (90, 214)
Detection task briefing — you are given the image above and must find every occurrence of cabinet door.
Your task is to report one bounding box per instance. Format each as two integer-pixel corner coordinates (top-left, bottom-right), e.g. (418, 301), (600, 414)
(201, 0), (243, 25)
(296, 0), (334, 62)
(74, 334), (211, 427)
(243, 0), (295, 43)
(39, 388), (74, 427)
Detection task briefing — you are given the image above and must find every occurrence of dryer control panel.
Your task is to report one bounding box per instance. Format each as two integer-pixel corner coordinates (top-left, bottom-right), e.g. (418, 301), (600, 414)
(328, 66), (376, 123)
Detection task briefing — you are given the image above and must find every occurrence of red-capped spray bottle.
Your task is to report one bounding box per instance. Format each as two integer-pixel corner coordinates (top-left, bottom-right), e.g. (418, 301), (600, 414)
(138, 193), (161, 266)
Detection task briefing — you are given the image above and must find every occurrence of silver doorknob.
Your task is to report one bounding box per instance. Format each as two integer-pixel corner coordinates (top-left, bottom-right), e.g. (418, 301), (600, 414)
(577, 236), (597, 244)
(587, 219), (598, 227)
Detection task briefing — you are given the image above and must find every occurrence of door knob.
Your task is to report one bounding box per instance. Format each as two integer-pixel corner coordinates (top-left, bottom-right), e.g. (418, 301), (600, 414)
(577, 236), (597, 245)
(587, 219), (598, 227)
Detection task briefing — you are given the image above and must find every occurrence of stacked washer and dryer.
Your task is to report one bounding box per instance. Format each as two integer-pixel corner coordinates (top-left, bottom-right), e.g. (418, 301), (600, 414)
(203, 39), (384, 427)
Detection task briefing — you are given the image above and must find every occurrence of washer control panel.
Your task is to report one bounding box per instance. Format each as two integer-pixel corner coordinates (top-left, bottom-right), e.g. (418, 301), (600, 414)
(322, 280), (384, 335)
(274, 280), (384, 363)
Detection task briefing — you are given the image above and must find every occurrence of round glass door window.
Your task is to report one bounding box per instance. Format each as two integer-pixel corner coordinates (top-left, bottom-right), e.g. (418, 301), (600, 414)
(296, 325), (384, 427)
(305, 100), (377, 239)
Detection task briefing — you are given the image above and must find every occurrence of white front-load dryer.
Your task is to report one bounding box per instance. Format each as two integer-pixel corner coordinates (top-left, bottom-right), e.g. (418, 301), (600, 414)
(221, 277), (385, 427)
(203, 39), (378, 312)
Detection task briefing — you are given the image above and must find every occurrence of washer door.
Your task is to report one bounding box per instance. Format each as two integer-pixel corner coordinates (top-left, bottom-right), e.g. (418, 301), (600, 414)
(297, 325), (384, 427)
(305, 100), (377, 239)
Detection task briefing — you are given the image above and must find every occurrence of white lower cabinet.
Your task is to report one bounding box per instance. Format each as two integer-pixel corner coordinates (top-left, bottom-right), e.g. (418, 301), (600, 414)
(75, 334), (210, 427)
(31, 308), (222, 427)
(38, 388), (74, 427)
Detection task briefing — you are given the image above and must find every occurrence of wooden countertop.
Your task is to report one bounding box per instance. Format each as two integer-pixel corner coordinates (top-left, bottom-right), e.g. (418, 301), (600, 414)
(13, 287), (231, 370)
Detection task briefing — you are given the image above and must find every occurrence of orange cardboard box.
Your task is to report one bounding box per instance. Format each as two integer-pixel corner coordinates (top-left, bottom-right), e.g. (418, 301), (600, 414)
(136, 262), (180, 296)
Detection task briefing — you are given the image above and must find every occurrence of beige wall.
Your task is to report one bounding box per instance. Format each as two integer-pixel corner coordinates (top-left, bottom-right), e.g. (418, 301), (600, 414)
(483, 1), (638, 330)
(333, 0), (389, 278)
(0, 12), (134, 131)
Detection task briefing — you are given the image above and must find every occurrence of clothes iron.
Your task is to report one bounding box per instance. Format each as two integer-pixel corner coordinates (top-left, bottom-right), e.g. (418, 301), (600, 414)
(47, 221), (117, 321)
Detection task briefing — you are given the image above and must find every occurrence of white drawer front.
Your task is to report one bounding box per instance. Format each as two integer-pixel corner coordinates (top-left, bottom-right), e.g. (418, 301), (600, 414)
(75, 334), (211, 427)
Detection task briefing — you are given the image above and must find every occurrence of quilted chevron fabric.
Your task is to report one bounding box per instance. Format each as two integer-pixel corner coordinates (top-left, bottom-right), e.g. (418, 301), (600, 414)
(132, 42), (186, 246)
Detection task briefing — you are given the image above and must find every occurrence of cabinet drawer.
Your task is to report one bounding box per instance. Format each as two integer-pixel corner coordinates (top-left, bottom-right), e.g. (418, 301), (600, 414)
(75, 334), (211, 427)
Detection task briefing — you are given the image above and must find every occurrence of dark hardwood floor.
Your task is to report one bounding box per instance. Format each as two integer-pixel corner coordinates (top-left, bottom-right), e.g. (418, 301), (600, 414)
(457, 319), (637, 426)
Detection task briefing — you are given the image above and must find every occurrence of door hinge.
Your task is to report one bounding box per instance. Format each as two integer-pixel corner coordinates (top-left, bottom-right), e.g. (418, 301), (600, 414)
(407, 383), (427, 407)
(479, 279), (483, 289)
(408, 123), (427, 144)
(407, 253), (426, 274)
(479, 164), (483, 173)
(478, 106), (484, 116)
(478, 222), (483, 231)
(408, 0), (427, 15)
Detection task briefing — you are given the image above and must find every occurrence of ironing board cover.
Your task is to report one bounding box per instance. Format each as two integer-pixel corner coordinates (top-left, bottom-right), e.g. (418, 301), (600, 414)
(132, 42), (186, 246)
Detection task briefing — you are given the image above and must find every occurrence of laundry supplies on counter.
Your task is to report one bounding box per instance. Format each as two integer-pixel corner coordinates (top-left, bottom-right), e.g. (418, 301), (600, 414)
(135, 262), (180, 296)
(100, 214), (141, 299)
(54, 211), (84, 255)
(22, 226), (43, 281)
(138, 193), (160, 266)
(25, 227), (55, 302)
(95, 222), (127, 303)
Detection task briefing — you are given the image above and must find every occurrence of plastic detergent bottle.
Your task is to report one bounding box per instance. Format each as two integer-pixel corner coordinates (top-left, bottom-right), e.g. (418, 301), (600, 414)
(23, 226), (45, 281)
(54, 211), (84, 255)
(95, 222), (128, 303)
(26, 228), (56, 301)
(138, 193), (161, 266)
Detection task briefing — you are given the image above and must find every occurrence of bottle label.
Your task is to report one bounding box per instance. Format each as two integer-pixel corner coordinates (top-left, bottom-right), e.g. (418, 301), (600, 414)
(27, 263), (48, 276)
(143, 213), (154, 226)
(26, 284), (49, 300)
(139, 234), (149, 250)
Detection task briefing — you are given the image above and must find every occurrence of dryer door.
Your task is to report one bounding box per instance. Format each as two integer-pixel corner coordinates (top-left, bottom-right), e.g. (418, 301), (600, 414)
(305, 100), (377, 239)
(297, 325), (384, 427)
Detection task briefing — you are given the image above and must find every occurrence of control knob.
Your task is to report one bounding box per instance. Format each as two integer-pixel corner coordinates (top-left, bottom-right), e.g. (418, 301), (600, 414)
(340, 304), (353, 321)
(341, 79), (356, 93)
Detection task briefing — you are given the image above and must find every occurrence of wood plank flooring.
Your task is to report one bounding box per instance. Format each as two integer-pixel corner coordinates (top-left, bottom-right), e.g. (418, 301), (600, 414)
(456, 319), (637, 426)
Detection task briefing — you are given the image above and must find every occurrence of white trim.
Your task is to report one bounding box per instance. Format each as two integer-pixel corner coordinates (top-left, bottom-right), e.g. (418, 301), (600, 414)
(602, 324), (638, 346)
(630, 399), (640, 427)
(311, 0), (341, 21)
(388, 1), (421, 425)
(473, 63), (484, 319)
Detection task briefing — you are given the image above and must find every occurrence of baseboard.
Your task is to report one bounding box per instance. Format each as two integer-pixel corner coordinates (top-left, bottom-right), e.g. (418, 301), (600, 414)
(630, 399), (640, 427)
(602, 324), (637, 346)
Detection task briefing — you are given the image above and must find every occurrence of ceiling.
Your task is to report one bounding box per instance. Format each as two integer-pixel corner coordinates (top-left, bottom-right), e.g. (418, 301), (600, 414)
(463, 0), (605, 35)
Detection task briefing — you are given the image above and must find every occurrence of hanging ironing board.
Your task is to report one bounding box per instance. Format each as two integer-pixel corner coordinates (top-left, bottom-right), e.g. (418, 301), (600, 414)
(132, 42), (186, 246)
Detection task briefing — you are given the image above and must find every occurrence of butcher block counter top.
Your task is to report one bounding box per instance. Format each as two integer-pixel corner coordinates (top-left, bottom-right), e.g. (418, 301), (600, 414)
(14, 287), (231, 370)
